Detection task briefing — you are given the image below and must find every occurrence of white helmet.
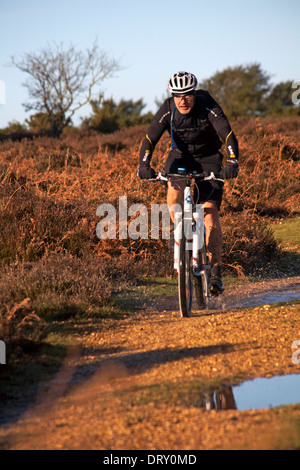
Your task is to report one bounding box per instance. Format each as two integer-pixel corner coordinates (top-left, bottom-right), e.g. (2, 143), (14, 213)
(168, 71), (198, 95)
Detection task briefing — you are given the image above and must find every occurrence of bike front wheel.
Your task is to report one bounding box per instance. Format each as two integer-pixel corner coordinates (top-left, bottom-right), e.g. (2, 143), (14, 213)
(178, 230), (193, 317)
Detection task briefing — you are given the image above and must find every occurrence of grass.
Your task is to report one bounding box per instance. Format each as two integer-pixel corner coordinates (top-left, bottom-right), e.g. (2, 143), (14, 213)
(270, 216), (300, 277)
(271, 216), (300, 250)
(114, 276), (178, 314)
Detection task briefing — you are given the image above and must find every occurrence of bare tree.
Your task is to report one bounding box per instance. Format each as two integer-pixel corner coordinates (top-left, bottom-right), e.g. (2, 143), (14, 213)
(11, 41), (121, 136)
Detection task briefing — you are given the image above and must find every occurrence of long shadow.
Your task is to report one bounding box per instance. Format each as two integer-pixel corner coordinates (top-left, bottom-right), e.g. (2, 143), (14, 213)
(113, 343), (239, 373)
(70, 341), (246, 388)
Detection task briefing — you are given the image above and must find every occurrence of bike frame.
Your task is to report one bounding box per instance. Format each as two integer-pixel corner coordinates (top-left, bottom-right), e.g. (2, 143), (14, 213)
(173, 185), (205, 272)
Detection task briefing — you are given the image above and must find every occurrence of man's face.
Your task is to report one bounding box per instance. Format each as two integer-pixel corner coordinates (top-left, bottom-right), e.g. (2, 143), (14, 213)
(174, 93), (195, 114)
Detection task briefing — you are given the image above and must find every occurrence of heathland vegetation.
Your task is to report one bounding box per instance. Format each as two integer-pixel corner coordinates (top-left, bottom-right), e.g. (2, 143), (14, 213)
(0, 41), (299, 372)
(0, 115), (299, 358)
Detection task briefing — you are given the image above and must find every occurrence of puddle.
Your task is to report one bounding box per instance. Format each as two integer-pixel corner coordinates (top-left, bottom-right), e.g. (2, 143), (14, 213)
(201, 374), (300, 411)
(209, 279), (300, 310)
(233, 287), (300, 308)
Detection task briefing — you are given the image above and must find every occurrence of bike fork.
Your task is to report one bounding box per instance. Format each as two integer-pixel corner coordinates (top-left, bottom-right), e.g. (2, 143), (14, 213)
(174, 186), (192, 272)
(174, 215), (181, 272)
(173, 189), (208, 274)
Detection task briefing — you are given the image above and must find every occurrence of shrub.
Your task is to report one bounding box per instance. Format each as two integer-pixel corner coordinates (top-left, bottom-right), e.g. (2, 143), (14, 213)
(221, 211), (279, 276)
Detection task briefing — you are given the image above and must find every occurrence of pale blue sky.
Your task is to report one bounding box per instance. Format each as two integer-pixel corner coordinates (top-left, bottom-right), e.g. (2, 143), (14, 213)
(0, 0), (299, 128)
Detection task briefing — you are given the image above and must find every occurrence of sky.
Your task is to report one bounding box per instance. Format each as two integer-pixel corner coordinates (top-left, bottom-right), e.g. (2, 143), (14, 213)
(0, 0), (299, 128)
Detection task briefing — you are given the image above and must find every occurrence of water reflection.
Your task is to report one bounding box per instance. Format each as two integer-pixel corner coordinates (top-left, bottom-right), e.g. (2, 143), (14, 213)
(201, 374), (300, 411)
(201, 386), (237, 411)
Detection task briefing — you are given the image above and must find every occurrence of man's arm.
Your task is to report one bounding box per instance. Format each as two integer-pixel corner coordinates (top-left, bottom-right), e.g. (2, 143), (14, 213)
(204, 93), (239, 160)
(204, 92), (239, 178)
(138, 101), (171, 178)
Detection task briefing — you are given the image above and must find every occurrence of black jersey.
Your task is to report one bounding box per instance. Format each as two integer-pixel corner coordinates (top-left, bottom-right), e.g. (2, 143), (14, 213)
(139, 89), (238, 166)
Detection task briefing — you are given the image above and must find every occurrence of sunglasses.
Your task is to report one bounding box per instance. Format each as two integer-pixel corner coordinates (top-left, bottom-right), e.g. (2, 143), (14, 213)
(173, 92), (195, 100)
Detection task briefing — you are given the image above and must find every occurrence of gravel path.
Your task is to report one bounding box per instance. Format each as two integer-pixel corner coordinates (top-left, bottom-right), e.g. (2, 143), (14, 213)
(0, 277), (299, 450)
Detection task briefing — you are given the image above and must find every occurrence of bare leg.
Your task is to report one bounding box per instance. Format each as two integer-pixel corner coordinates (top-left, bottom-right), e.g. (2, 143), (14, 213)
(167, 179), (185, 222)
(203, 202), (224, 294)
(203, 202), (222, 268)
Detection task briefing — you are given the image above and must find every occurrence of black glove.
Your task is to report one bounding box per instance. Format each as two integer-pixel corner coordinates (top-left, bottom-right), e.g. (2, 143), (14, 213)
(220, 159), (239, 179)
(138, 165), (156, 179)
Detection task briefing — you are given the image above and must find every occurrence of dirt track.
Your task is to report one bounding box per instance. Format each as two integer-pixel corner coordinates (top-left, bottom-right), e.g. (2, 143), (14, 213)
(0, 277), (299, 450)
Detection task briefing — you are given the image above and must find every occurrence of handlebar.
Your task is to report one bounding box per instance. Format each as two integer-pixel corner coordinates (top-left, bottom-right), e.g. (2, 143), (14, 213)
(149, 171), (224, 183)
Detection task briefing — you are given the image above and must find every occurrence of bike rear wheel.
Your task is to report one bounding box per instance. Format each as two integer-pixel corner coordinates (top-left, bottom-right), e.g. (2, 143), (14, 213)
(178, 230), (193, 317)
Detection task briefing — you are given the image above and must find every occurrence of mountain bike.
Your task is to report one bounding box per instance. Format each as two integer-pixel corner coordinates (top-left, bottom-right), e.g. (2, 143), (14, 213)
(151, 170), (224, 317)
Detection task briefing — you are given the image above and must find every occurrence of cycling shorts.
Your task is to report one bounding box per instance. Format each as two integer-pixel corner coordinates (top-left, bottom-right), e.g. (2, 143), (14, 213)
(164, 151), (224, 209)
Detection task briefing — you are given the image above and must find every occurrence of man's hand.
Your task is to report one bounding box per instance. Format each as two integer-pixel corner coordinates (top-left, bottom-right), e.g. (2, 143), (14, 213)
(138, 165), (156, 179)
(220, 158), (239, 179)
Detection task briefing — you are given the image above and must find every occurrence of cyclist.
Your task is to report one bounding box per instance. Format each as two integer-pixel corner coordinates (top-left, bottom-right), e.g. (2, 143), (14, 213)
(138, 71), (239, 295)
